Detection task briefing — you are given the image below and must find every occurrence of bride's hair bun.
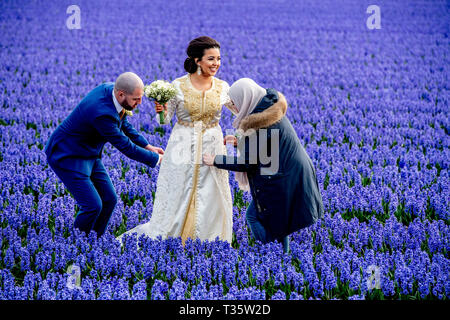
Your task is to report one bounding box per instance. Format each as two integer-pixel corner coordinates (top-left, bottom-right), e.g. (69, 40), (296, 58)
(183, 36), (220, 74)
(184, 57), (196, 74)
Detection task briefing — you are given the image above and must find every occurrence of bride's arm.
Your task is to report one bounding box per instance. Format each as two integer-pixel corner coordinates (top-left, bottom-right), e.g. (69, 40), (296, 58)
(155, 96), (177, 125)
(221, 81), (239, 115)
(155, 80), (180, 125)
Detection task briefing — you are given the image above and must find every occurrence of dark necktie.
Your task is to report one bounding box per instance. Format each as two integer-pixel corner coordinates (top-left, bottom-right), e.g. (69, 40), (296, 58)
(119, 109), (125, 120)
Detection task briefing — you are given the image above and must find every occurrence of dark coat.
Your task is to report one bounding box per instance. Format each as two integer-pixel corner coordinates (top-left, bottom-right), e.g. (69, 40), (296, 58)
(45, 83), (159, 174)
(214, 89), (324, 239)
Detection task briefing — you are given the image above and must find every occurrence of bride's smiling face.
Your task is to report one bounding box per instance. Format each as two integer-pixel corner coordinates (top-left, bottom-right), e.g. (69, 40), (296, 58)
(196, 48), (221, 77)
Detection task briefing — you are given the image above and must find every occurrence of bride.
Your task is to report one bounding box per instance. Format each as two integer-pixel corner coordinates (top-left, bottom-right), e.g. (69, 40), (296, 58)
(119, 36), (236, 244)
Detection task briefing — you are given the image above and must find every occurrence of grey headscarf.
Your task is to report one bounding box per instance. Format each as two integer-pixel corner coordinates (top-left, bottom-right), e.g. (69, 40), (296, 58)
(230, 78), (267, 130)
(228, 78), (267, 191)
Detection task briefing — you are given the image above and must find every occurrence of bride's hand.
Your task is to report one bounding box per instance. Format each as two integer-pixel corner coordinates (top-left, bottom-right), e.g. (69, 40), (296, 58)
(202, 154), (215, 166)
(224, 135), (237, 146)
(154, 101), (167, 114)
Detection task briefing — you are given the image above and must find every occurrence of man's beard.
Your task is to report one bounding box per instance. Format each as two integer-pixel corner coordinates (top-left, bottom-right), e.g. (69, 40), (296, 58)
(121, 100), (134, 111)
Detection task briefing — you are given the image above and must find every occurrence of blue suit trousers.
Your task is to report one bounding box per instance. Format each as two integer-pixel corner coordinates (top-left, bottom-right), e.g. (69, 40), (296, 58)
(48, 158), (117, 237)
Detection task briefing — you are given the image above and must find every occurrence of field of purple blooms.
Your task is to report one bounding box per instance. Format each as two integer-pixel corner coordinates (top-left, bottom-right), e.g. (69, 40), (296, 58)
(0, 0), (448, 300)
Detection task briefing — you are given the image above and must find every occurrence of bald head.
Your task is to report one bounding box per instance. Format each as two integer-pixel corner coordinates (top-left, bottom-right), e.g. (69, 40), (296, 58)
(114, 72), (144, 94)
(114, 72), (145, 110)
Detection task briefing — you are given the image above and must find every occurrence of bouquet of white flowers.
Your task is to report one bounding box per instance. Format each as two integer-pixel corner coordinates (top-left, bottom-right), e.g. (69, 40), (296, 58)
(144, 80), (177, 123)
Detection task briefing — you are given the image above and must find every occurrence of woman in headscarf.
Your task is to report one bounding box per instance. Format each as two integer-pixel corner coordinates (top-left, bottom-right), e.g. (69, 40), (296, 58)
(203, 78), (324, 253)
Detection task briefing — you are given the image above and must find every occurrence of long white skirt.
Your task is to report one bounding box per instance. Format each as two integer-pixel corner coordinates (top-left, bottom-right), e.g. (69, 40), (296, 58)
(119, 122), (233, 243)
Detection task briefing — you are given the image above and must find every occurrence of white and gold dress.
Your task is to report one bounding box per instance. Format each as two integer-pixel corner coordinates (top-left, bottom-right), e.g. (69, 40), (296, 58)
(121, 74), (234, 243)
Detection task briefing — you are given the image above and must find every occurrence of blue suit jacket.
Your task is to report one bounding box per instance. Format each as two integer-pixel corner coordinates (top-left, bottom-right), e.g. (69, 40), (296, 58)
(45, 82), (159, 174)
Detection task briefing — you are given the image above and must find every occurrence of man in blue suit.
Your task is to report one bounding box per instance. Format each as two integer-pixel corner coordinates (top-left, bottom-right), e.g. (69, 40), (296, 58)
(45, 72), (163, 237)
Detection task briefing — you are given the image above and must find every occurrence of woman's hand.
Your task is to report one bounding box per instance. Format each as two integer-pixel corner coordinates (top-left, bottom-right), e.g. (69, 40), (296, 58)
(154, 101), (167, 115)
(202, 154), (215, 166)
(223, 135), (238, 146)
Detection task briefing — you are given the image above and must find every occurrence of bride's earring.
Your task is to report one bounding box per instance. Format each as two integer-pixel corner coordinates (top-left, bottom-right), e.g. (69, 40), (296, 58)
(197, 65), (202, 75)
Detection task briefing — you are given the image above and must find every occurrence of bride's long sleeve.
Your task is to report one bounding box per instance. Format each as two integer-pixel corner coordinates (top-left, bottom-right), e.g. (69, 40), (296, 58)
(221, 81), (235, 113)
(155, 96), (178, 125)
(155, 80), (181, 125)
(221, 81), (240, 117)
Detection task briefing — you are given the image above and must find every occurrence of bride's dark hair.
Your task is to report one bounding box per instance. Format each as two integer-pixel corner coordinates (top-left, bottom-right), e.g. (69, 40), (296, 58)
(184, 36), (221, 74)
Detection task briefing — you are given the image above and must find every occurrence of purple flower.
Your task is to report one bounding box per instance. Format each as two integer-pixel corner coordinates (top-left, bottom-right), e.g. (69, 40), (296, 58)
(151, 279), (169, 300)
(36, 280), (56, 300)
(289, 292), (304, 300)
(97, 280), (113, 300)
(348, 294), (365, 300)
(271, 290), (287, 300)
(190, 281), (208, 300)
(0, 0), (448, 301)
(131, 280), (148, 300)
(349, 270), (361, 292)
(169, 279), (187, 300)
(381, 274), (395, 298)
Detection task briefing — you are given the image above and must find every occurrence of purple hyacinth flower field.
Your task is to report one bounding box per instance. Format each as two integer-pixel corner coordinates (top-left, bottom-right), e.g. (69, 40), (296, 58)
(0, 0), (448, 300)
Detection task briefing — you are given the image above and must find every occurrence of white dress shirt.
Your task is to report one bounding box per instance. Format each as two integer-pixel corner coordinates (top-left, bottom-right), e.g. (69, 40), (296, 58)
(112, 90), (124, 114)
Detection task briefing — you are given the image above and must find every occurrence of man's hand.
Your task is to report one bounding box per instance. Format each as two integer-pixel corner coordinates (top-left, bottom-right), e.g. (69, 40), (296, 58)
(203, 154), (215, 166)
(224, 135), (238, 146)
(145, 144), (165, 155)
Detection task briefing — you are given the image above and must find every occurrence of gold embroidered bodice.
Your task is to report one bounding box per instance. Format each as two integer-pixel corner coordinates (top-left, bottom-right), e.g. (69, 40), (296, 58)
(158, 74), (234, 126)
(178, 75), (223, 124)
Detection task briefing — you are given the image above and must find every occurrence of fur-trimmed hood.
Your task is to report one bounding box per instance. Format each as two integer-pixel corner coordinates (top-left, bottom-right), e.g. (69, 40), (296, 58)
(238, 92), (287, 132)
